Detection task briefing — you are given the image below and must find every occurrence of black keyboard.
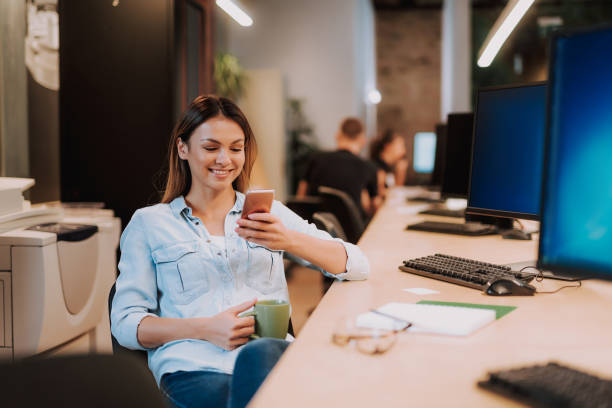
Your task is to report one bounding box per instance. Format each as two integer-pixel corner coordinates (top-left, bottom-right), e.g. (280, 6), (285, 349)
(406, 221), (498, 236)
(478, 362), (612, 408)
(399, 253), (533, 290)
(418, 208), (465, 218)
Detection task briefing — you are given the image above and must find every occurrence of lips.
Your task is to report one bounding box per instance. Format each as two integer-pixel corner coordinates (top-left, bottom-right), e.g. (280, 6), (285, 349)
(209, 168), (232, 176)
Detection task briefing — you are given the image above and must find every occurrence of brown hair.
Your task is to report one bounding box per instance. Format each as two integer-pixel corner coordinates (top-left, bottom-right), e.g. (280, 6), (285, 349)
(340, 117), (364, 140)
(369, 128), (396, 161)
(161, 95), (257, 203)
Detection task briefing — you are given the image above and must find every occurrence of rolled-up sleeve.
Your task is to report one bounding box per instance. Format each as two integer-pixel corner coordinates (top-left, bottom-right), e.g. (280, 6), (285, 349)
(110, 210), (159, 350)
(275, 202), (370, 281)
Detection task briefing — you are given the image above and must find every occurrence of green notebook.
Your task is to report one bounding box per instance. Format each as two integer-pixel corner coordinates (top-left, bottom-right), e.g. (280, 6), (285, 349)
(417, 300), (516, 320)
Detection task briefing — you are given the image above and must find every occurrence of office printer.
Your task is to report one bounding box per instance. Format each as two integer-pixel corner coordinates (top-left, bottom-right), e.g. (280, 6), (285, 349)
(0, 178), (120, 360)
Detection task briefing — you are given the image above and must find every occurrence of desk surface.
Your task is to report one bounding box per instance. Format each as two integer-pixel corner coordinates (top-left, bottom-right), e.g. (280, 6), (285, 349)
(250, 187), (612, 407)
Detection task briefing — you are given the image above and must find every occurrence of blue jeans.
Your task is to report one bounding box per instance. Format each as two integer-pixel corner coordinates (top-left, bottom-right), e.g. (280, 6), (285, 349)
(160, 338), (290, 408)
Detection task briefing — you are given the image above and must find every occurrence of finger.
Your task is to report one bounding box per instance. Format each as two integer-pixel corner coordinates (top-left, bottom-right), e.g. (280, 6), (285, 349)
(235, 316), (255, 328)
(231, 325), (255, 340)
(247, 212), (279, 223)
(228, 298), (257, 314)
(237, 218), (270, 231)
(230, 337), (250, 348)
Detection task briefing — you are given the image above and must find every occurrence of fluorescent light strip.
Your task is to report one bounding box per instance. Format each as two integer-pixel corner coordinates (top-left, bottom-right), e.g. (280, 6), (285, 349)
(216, 0), (253, 27)
(477, 0), (535, 68)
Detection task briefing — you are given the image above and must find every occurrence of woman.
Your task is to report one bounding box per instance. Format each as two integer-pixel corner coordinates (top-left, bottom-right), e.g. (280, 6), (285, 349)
(369, 129), (409, 196)
(111, 95), (369, 408)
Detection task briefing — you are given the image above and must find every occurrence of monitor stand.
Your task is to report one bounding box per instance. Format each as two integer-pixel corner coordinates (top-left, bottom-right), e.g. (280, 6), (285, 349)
(466, 213), (513, 230)
(505, 260), (587, 281)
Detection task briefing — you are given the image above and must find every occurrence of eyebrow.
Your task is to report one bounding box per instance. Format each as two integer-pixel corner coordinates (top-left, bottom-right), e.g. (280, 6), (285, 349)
(200, 138), (244, 145)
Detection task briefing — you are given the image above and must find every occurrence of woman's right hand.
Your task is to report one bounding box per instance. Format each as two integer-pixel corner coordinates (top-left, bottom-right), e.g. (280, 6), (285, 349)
(201, 298), (257, 350)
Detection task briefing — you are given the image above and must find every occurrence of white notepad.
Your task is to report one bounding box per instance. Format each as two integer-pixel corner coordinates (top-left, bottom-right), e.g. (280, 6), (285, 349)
(356, 302), (496, 336)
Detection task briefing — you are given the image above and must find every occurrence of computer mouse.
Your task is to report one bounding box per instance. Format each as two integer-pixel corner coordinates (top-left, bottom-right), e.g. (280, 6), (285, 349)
(501, 229), (532, 240)
(483, 277), (536, 296)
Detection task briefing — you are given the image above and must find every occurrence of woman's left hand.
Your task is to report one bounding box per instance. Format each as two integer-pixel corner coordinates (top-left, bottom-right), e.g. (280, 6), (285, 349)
(235, 213), (294, 251)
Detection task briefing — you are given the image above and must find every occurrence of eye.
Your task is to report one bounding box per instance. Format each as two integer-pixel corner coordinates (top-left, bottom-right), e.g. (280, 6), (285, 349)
(203, 146), (217, 151)
(231, 147), (244, 152)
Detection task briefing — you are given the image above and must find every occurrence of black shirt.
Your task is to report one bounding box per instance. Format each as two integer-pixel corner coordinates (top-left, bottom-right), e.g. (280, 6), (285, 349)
(304, 149), (378, 211)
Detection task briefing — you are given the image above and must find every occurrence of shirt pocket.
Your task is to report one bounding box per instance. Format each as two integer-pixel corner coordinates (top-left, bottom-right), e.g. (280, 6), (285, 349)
(245, 242), (284, 295)
(152, 241), (209, 305)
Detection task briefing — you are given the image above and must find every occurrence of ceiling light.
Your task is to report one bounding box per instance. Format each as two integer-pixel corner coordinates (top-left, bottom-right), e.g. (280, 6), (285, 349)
(216, 0), (253, 27)
(367, 89), (382, 105)
(477, 0), (534, 68)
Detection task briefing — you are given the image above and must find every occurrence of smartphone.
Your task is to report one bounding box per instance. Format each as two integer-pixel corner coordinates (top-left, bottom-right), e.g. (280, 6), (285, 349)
(241, 189), (274, 219)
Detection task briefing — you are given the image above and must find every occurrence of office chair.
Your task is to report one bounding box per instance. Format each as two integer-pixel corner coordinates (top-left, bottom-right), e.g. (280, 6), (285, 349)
(312, 212), (347, 242)
(317, 186), (365, 244)
(285, 195), (324, 222)
(0, 354), (165, 407)
(311, 211), (347, 294)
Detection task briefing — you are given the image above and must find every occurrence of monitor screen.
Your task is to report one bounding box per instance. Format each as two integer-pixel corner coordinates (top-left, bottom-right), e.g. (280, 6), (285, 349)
(413, 132), (436, 174)
(431, 124), (447, 186)
(441, 113), (474, 198)
(538, 26), (612, 280)
(467, 83), (547, 220)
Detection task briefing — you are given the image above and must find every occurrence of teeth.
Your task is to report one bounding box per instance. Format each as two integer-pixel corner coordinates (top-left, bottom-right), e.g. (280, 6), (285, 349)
(211, 169), (230, 175)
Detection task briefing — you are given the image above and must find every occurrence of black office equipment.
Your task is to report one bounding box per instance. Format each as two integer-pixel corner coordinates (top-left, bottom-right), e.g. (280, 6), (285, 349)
(430, 123), (447, 187)
(406, 221), (497, 236)
(478, 362), (612, 407)
(483, 277), (536, 296)
(467, 83), (547, 223)
(407, 113), (479, 233)
(538, 26), (612, 282)
(418, 208), (465, 218)
(399, 254), (534, 294)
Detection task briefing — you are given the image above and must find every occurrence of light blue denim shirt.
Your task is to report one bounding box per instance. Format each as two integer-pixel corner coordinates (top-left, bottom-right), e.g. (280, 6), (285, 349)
(111, 191), (369, 385)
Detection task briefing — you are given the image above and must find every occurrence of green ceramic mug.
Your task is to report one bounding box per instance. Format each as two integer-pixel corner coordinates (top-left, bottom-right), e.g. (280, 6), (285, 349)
(241, 300), (290, 339)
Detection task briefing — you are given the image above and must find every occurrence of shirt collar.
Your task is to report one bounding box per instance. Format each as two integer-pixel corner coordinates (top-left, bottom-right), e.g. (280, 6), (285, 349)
(169, 192), (246, 217)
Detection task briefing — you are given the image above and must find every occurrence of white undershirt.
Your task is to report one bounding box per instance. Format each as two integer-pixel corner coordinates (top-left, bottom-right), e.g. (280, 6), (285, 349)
(208, 235), (226, 250)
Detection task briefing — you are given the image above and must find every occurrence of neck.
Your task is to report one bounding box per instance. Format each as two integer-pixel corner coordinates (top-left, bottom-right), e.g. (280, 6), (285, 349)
(185, 184), (236, 219)
(337, 141), (361, 156)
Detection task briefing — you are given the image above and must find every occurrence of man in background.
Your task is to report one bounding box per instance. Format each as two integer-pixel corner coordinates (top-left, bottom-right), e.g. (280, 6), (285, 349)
(296, 117), (380, 219)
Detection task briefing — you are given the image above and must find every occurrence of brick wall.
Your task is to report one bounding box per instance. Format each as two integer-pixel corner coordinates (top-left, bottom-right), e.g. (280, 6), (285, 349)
(376, 9), (441, 184)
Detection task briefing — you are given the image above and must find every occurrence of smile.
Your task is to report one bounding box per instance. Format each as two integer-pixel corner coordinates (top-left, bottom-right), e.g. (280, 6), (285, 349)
(209, 169), (232, 175)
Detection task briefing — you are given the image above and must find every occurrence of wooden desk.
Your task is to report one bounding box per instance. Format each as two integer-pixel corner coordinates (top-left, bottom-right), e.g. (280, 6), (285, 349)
(251, 187), (612, 407)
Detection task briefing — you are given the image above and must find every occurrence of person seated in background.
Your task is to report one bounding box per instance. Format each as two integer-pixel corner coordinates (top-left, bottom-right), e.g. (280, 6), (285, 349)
(296, 117), (380, 219)
(111, 96), (370, 408)
(369, 129), (409, 197)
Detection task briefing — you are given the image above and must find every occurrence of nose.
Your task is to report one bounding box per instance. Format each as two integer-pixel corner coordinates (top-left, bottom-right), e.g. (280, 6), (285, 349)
(215, 148), (231, 165)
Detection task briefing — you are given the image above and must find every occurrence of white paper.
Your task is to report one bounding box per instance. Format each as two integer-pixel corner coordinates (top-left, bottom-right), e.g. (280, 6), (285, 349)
(403, 288), (439, 295)
(356, 303), (496, 336)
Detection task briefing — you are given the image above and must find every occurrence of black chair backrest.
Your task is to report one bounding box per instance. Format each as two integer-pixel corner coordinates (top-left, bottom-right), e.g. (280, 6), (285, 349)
(312, 212), (347, 242)
(0, 354), (165, 407)
(317, 186), (365, 244)
(285, 195), (324, 222)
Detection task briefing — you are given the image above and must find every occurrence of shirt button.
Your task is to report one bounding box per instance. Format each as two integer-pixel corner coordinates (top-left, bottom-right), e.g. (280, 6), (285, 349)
(217, 252), (222, 256)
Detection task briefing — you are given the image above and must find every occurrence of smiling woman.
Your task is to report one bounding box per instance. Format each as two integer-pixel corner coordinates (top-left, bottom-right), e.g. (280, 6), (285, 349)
(110, 95), (370, 408)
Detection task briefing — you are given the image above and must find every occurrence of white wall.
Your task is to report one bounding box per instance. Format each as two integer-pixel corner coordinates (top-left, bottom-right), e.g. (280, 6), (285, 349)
(441, 0), (471, 120)
(218, 0), (376, 150)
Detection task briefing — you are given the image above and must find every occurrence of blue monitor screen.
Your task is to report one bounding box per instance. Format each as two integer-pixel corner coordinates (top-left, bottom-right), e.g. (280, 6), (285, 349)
(539, 27), (612, 278)
(413, 132), (436, 173)
(468, 83), (547, 219)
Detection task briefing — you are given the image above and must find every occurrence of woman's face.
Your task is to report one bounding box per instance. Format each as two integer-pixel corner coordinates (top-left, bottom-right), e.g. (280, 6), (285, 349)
(178, 116), (246, 193)
(385, 136), (406, 164)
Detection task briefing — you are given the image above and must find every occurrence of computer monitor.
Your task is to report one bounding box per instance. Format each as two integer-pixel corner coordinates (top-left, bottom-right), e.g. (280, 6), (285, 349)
(431, 124), (447, 186)
(538, 25), (612, 281)
(440, 113), (474, 199)
(466, 82), (547, 221)
(413, 132), (436, 174)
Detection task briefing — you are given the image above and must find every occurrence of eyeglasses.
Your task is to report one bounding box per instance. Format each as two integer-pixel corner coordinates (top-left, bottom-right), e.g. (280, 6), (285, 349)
(331, 311), (412, 355)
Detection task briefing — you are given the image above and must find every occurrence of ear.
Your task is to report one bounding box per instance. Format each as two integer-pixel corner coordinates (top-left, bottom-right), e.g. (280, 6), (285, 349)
(177, 138), (188, 160)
